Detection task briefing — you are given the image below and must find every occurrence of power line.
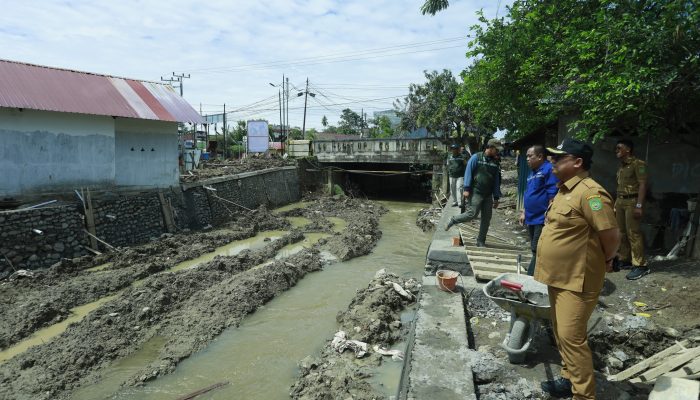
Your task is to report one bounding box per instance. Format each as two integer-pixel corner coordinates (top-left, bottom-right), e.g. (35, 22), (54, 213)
(180, 36), (469, 73)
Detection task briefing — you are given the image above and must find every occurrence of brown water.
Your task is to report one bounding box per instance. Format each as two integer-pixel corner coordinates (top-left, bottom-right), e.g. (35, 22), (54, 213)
(78, 201), (431, 400)
(0, 295), (117, 364)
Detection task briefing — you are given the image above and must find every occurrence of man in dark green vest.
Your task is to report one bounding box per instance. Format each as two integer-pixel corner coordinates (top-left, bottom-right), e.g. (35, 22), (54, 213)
(445, 138), (503, 247)
(446, 144), (467, 207)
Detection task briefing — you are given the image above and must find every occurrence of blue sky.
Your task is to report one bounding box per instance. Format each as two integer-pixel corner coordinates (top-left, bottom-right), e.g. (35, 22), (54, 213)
(1, 0), (510, 129)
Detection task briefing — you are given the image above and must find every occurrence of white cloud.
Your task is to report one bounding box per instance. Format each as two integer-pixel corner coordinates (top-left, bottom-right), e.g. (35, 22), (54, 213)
(0, 0), (511, 129)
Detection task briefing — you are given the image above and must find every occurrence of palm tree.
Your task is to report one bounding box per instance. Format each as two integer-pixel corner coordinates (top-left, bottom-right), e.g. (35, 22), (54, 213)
(321, 115), (328, 128)
(420, 0), (449, 15)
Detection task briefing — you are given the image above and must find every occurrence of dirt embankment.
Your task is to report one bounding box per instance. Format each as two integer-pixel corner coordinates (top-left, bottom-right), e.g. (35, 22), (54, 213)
(180, 156), (297, 182)
(0, 196), (385, 400)
(0, 208), (290, 350)
(290, 270), (419, 400)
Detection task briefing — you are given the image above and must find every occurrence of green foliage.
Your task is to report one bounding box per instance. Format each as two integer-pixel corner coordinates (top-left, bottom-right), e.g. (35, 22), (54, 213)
(321, 115), (328, 127)
(395, 69), (477, 138)
(459, 0), (700, 141)
(368, 115), (395, 138)
(338, 108), (363, 134)
(305, 128), (318, 140)
(288, 127), (303, 140)
(231, 120), (247, 142)
(332, 184), (346, 197)
(420, 0), (449, 16)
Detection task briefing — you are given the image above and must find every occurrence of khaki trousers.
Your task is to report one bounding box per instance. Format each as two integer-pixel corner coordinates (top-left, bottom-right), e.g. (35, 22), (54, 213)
(614, 198), (646, 266)
(548, 286), (599, 400)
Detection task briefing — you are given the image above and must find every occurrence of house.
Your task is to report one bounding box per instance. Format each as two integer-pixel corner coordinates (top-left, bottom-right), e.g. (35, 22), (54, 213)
(0, 59), (203, 197)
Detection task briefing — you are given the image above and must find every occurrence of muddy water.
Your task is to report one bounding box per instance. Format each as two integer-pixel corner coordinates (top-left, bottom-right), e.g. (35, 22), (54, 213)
(80, 201), (431, 400)
(0, 294), (117, 363)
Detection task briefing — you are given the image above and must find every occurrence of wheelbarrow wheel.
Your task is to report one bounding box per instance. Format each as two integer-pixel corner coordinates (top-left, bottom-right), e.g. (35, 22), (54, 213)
(507, 317), (529, 364)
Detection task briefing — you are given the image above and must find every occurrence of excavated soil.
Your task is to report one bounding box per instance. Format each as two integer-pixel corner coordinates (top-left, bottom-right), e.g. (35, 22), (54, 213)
(0, 196), (385, 400)
(290, 270), (419, 400)
(180, 156), (297, 182)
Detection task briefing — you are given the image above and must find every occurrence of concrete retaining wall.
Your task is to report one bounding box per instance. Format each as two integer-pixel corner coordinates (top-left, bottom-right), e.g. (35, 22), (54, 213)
(0, 167), (302, 276)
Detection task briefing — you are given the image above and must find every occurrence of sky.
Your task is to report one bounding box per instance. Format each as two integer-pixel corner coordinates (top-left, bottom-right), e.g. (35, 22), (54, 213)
(1, 0), (510, 130)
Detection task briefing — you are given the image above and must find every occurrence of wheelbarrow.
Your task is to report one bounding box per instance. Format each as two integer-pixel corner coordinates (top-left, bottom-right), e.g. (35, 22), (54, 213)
(483, 264), (551, 364)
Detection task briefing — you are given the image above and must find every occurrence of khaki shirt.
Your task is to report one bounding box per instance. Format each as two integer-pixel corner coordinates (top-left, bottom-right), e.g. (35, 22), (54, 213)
(616, 156), (647, 195)
(534, 171), (617, 293)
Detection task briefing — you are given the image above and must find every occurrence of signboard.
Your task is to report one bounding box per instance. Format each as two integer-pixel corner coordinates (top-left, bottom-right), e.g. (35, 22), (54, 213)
(247, 120), (269, 153)
(202, 113), (225, 124)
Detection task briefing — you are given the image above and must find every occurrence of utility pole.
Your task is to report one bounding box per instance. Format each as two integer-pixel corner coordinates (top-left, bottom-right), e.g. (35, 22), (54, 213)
(223, 103), (227, 159)
(281, 75), (286, 139)
(298, 78), (316, 139)
(285, 77), (289, 138)
(278, 89), (282, 142)
(172, 72), (190, 96)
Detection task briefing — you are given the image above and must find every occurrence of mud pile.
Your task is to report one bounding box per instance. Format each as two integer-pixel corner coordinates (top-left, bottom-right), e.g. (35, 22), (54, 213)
(0, 196), (386, 400)
(181, 156), (297, 182)
(290, 270), (419, 400)
(0, 205), (291, 350)
(416, 205), (441, 232)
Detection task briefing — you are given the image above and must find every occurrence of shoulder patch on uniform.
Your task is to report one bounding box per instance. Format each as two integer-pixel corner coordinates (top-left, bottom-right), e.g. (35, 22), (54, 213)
(586, 194), (601, 200)
(638, 165), (646, 173)
(588, 197), (603, 211)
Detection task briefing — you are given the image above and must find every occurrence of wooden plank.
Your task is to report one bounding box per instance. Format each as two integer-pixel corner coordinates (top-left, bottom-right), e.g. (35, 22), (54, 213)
(467, 255), (527, 266)
(608, 340), (689, 382)
(473, 270), (502, 281)
(465, 249), (531, 258)
(648, 376), (699, 400)
(465, 245), (529, 254)
(158, 191), (176, 233)
(631, 346), (700, 383)
(83, 188), (98, 249)
(470, 262), (526, 274)
(663, 357), (700, 379)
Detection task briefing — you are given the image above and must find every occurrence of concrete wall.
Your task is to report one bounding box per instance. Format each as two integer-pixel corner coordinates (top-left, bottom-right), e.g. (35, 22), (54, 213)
(0, 109), (115, 196)
(114, 119), (179, 188)
(181, 166), (301, 227)
(0, 205), (88, 276)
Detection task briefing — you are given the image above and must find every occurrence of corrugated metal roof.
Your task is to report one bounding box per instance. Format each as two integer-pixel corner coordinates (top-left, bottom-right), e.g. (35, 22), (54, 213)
(0, 59), (203, 123)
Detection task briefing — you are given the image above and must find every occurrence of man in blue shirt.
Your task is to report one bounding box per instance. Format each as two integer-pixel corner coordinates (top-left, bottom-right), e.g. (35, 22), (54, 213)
(445, 139), (503, 247)
(519, 145), (559, 275)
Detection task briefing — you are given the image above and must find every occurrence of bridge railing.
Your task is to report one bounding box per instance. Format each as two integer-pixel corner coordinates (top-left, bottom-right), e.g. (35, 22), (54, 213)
(311, 138), (446, 164)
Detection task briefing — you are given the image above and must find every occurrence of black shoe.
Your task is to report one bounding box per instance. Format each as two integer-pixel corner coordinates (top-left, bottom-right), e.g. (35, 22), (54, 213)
(444, 218), (455, 231)
(476, 241), (485, 247)
(451, 202), (458, 207)
(617, 259), (633, 270)
(541, 377), (572, 397)
(626, 266), (650, 280)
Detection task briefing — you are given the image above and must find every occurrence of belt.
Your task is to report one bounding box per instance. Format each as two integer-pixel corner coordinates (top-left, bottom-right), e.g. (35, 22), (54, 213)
(618, 193), (638, 199)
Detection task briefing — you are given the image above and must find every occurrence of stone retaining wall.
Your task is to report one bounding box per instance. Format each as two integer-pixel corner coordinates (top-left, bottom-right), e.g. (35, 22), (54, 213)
(0, 206), (88, 276)
(0, 167), (302, 276)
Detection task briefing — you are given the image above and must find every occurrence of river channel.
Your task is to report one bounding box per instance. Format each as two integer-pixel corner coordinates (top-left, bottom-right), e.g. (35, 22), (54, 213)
(72, 200), (431, 400)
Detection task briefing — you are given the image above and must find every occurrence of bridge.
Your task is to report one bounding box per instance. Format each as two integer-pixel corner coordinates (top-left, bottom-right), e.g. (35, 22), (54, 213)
(311, 137), (446, 164)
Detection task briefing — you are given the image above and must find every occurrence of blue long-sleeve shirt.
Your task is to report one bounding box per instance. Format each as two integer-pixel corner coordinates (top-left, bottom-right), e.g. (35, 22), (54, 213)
(524, 160), (559, 225)
(463, 153), (502, 200)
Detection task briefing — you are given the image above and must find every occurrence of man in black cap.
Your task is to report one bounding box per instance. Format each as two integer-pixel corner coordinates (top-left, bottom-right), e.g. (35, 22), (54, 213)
(444, 138), (503, 247)
(446, 144), (467, 207)
(535, 138), (620, 399)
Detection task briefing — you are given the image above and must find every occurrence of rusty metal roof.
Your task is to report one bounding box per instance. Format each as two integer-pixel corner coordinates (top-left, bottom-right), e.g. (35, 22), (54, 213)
(0, 59), (203, 123)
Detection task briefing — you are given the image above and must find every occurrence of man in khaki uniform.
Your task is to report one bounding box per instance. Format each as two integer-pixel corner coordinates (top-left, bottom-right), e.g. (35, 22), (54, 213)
(535, 138), (620, 399)
(615, 139), (649, 280)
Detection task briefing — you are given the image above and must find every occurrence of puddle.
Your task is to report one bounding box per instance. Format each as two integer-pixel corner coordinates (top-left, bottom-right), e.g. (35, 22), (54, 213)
(273, 201), (312, 213)
(286, 216), (312, 229)
(87, 262), (113, 272)
(84, 201), (431, 400)
(0, 294), (118, 364)
(327, 216), (348, 233)
(71, 336), (168, 400)
(169, 230), (289, 272)
(273, 232), (330, 259)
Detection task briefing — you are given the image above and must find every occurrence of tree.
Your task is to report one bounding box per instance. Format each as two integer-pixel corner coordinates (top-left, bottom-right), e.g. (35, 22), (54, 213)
(321, 115), (328, 128)
(231, 120), (247, 142)
(338, 108), (363, 134)
(395, 69), (477, 138)
(288, 127), (303, 140)
(459, 0), (700, 141)
(305, 128), (318, 140)
(368, 116), (394, 138)
(420, 0), (449, 16)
